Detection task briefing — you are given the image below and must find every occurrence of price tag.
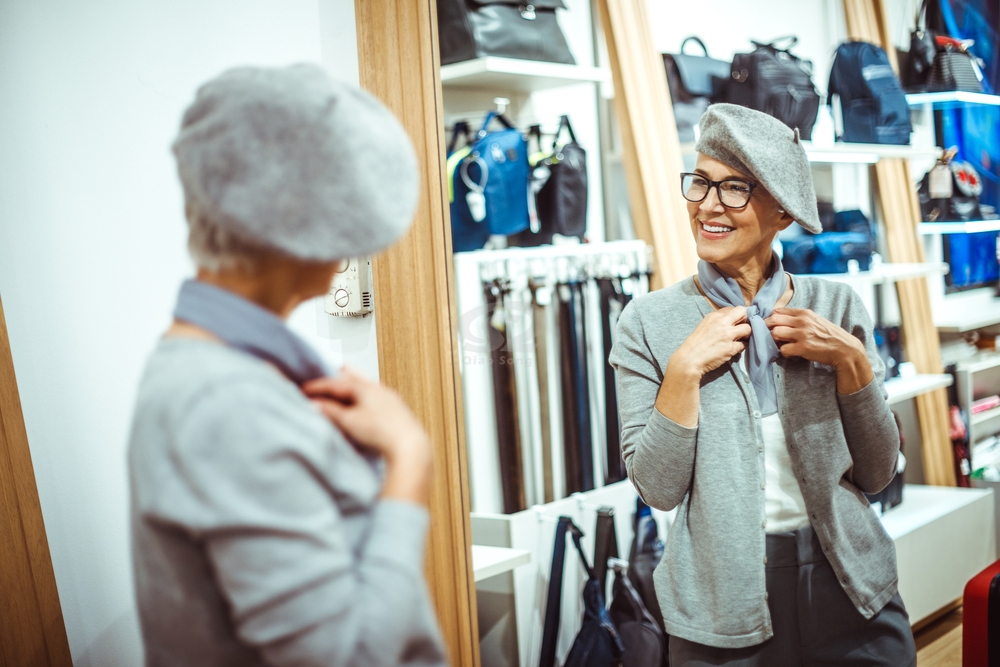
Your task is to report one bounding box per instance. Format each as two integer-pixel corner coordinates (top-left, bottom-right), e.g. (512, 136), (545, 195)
(466, 191), (486, 222)
(929, 163), (953, 199)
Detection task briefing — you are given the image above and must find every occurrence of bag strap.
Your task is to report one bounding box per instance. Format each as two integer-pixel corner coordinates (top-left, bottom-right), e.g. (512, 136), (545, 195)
(593, 507), (619, 594)
(539, 517), (587, 667)
(478, 111), (516, 139)
(679, 36), (710, 57)
(754, 35), (798, 52)
(447, 121), (472, 155)
(552, 115), (579, 150)
(914, 0), (929, 30)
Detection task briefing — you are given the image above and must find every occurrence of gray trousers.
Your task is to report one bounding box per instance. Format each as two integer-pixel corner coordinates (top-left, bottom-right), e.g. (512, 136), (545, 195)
(670, 526), (917, 666)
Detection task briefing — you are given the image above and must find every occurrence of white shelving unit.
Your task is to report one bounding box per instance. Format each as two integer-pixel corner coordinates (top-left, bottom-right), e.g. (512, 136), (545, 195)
(934, 296), (1000, 333)
(440, 57), (611, 91)
(800, 261), (949, 286)
(472, 545), (532, 583)
(906, 91), (1000, 108)
(919, 220), (1000, 235)
(885, 374), (954, 405)
(880, 485), (996, 625)
(677, 141), (939, 165)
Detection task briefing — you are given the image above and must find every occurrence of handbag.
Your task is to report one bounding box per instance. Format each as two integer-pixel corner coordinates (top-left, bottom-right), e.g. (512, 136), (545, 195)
(627, 499), (665, 634)
(448, 111), (532, 252)
(510, 116), (587, 247)
(437, 0), (575, 66)
(595, 508), (667, 667)
(539, 516), (625, 667)
(927, 35), (985, 93)
(662, 37), (731, 143)
(718, 36), (820, 140)
(918, 152), (983, 223)
(901, 0), (937, 91)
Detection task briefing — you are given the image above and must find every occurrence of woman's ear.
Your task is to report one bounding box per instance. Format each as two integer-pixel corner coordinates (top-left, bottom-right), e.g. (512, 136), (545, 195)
(776, 208), (796, 231)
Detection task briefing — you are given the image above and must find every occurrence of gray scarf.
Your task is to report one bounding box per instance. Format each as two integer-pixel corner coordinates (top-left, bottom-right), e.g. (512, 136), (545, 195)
(696, 254), (785, 416)
(173, 279), (331, 385)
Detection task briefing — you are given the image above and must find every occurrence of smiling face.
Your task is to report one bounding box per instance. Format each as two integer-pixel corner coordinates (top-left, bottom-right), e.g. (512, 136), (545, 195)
(687, 154), (795, 278)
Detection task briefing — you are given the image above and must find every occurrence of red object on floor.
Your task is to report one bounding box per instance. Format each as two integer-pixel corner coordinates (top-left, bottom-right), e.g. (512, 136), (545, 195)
(964, 559), (1000, 667)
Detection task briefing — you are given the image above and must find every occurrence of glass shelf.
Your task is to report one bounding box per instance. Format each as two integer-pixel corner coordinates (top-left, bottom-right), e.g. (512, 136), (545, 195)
(918, 220), (1000, 235)
(440, 57), (610, 92)
(906, 91), (1000, 108)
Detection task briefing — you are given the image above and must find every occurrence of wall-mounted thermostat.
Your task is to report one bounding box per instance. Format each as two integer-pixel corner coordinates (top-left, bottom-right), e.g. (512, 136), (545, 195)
(324, 257), (373, 317)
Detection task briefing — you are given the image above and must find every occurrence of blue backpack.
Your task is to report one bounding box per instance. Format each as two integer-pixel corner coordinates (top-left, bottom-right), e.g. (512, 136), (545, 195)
(447, 112), (531, 252)
(828, 41), (912, 145)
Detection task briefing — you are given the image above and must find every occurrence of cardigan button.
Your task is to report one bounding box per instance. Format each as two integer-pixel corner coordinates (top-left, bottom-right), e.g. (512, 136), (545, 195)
(760, 481), (766, 490)
(753, 410), (762, 418)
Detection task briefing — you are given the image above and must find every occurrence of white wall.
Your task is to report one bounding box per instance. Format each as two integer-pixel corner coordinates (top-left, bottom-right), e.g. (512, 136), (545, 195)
(0, 1), (371, 663)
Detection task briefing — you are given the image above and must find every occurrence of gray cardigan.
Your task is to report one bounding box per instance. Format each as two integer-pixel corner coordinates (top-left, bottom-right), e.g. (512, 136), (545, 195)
(609, 275), (900, 649)
(128, 339), (447, 667)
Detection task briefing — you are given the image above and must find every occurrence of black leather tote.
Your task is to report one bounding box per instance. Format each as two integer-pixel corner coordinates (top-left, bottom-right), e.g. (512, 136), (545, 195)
(901, 0), (937, 90)
(437, 0), (575, 66)
(663, 37), (731, 142)
(719, 36), (820, 139)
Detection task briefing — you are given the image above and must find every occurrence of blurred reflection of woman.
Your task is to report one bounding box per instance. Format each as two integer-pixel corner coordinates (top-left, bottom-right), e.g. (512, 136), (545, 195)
(610, 104), (917, 666)
(128, 65), (447, 667)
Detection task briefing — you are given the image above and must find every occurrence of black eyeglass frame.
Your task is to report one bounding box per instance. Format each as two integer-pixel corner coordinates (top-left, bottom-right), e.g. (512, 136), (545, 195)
(679, 172), (758, 209)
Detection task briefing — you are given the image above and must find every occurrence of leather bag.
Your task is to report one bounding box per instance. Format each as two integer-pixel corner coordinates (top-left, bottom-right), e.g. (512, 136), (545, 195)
(901, 0), (937, 90)
(662, 37), (731, 142)
(927, 35), (985, 92)
(539, 516), (625, 667)
(827, 41), (911, 145)
(437, 0), (575, 66)
(595, 508), (667, 667)
(627, 499), (665, 634)
(919, 156), (984, 222)
(511, 115), (587, 246)
(718, 36), (820, 140)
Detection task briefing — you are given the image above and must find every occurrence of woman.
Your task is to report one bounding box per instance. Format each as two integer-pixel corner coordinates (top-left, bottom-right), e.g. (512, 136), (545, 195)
(609, 104), (917, 666)
(128, 65), (446, 666)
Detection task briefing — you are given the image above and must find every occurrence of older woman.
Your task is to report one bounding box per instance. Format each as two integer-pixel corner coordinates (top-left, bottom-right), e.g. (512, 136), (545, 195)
(609, 104), (917, 666)
(128, 65), (446, 666)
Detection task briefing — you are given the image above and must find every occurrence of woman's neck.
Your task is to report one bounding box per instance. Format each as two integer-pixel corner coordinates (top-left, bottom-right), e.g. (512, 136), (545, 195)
(195, 267), (304, 319)
(715, 253), (775, 305)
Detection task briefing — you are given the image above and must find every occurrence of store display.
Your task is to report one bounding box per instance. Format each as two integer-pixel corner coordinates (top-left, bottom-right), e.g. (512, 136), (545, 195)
(510, 116), (588, 246)
(717, 36), (820, 140)
(436, 0), (575, 66)
(780, 209), (874, 274)
(865, 413), (906, 513)
(539, 516), (625, 667)
(662, 37), (730, 143)
(927, 35), (986, 93)
(828, 41), (911, 145)
(627, 499), (665, 633)
(901, 0), (937, 91)
(919, 150), (984, 223)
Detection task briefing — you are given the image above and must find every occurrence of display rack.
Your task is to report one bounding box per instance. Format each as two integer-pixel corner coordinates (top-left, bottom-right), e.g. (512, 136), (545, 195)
(440, 57), (611, 91)
(676, 141), (940, 165)
(885, 374), (954, 405)
(472, 545), (532, 583)
(800, 261), (948, 285)
(919, 220), (1000, 235)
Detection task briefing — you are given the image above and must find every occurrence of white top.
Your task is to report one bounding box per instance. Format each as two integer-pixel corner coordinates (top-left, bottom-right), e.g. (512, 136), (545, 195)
(740, 354), (811, 533)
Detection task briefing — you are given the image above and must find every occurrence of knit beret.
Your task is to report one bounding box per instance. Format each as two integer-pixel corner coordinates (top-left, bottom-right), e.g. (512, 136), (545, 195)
(694, 104), (821, 234)
(173, 64), (419, 260)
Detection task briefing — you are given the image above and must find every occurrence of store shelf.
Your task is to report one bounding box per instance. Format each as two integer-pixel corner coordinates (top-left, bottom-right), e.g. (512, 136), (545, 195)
(936, 301), (1000, 333)
(472, 544), (531, 582)
(958, 352), (1000, 375)
(906, 91), (1000, 108)
(801, 141), (941, 163)
(800, 262), (949, 285)
(972, 405), (1000, 428)
(440, 57), (611, 92)
(919, 220), (1000, 235)
(884, 374), (954, 405)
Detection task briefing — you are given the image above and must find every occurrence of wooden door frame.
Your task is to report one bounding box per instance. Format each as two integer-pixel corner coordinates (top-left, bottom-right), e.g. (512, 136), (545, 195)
(354, 1), (480, 665)
(0, 295), (72, 667)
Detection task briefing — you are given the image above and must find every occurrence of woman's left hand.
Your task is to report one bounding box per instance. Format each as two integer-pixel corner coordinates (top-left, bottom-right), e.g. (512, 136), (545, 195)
(764, 307), (874, 394)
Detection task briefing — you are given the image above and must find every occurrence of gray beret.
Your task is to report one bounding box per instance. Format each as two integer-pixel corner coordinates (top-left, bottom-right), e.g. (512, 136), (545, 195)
(173, 64), (419, 260)
(694, 104), (821, 234)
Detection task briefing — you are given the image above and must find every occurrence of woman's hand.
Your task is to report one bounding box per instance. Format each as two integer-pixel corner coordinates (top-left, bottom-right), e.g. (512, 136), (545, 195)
(673, 306), (752, 377)
(302, 367), (432, 505)
(654, 306), (751, 427)
(764, 307), (873, 394)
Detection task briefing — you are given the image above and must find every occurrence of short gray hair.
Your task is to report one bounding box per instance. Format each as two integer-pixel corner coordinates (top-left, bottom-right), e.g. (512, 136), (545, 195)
(185, 200), (269, 273)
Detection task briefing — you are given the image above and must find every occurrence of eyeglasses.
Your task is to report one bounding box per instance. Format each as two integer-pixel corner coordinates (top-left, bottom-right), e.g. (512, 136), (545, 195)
(680, 172), (757, 209)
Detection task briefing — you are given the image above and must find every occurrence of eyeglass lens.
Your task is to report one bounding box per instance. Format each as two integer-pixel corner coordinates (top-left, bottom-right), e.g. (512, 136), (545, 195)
(681, 174), (752, 208)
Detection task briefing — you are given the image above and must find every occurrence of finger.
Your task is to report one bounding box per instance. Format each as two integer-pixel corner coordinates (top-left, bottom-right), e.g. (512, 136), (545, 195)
(770, 325), (800, 342)
(771, 307), (809, 317)
(339, 365), (377, 386)
(733, 323), (752, 340)
(721, 305), (748, 324)
(764, 312), (797, 328)
(778, 342), (805, 358)
(310, 398), (349, 423)
(302, 376), (358, 402)
(731, 340), (746, 356)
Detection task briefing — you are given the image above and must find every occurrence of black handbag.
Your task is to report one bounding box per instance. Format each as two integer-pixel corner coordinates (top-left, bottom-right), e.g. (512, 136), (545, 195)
(510, 116), (587, 247)
(919, 153), (984, 222)
(901, 0), (937, 90)
(718, 36), (820, 140)
(539, 517), (625, 667)
(662, 37), (731, 143)
(595, 508), (668, 667)
(437, 0), (575, 66)
(927, 36), (985, 93)
(627, 499), (665, 633)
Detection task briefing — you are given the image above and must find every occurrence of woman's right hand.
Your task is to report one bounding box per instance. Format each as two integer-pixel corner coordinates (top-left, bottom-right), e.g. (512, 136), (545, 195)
(302, 367), (432, 505)
(655, 306), (750, 427)
(672, 306), (751, 377)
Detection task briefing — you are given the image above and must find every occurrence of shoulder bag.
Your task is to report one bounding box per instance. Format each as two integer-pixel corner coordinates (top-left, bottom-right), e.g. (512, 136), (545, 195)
(662, 37), (731, 142)
(437, 0), (575, 66)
